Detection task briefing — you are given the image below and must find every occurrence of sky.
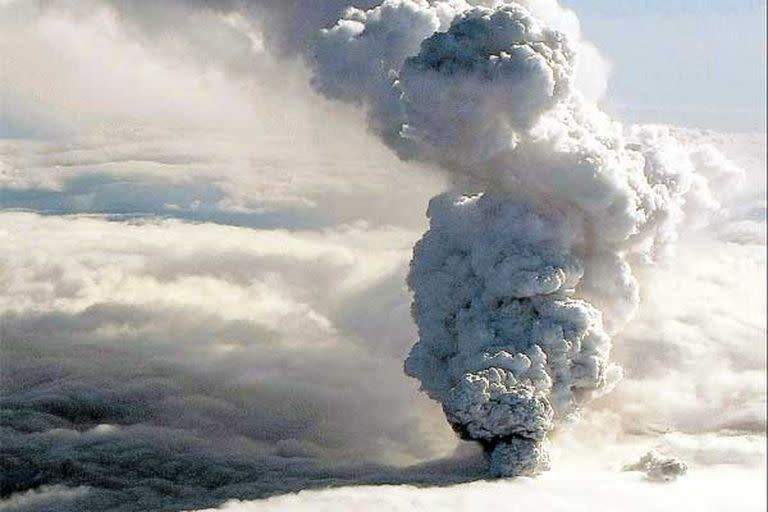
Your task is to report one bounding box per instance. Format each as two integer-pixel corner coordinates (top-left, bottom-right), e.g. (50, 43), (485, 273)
(0, 1), (765, 511)
(560, 0), (767, 130)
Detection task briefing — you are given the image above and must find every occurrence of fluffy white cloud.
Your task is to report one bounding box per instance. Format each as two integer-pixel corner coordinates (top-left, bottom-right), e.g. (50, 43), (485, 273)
(198, 467), (766, 512)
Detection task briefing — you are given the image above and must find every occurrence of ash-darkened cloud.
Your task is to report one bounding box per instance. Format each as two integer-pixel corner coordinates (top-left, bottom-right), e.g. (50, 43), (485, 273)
(306, 0), (757, 477)
(0, 213), (478, 511)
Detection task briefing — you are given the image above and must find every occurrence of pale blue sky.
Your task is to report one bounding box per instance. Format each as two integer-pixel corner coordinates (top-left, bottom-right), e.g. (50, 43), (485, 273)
(562, 0), (766, 131)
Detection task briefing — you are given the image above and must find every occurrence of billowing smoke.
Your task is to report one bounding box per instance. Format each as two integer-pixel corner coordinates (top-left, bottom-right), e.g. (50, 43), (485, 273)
(623, 451), (689, 482)
(310, 0), (734, 478)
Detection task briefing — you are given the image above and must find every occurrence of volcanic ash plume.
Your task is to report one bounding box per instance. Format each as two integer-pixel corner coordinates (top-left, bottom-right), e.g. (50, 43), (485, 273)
(623, 451), (689, 482)
(312, 1), (733, 477)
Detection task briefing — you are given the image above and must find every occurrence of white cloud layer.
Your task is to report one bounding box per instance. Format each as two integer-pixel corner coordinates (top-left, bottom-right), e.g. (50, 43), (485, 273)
(199, 467), (766, 512)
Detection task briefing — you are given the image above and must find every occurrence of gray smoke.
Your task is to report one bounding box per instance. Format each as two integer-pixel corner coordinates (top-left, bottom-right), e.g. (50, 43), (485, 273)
(310, 0), (736, 477)
(404, 192), (614, 476)
(623, 451), (689, 482)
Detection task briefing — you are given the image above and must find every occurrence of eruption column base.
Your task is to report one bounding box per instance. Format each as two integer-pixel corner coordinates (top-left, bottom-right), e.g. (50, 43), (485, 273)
(487, 437), (550, 478)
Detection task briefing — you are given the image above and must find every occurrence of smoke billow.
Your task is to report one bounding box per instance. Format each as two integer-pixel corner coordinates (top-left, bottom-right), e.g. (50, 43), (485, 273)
(623, 451), (689, 482)
(311, 0), (736, 477)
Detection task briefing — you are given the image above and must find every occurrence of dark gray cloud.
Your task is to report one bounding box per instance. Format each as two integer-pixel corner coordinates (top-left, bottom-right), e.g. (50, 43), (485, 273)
(1, 303), (484, 511)
(0, 212), (474, 511)
(103, 0), (383, 67)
